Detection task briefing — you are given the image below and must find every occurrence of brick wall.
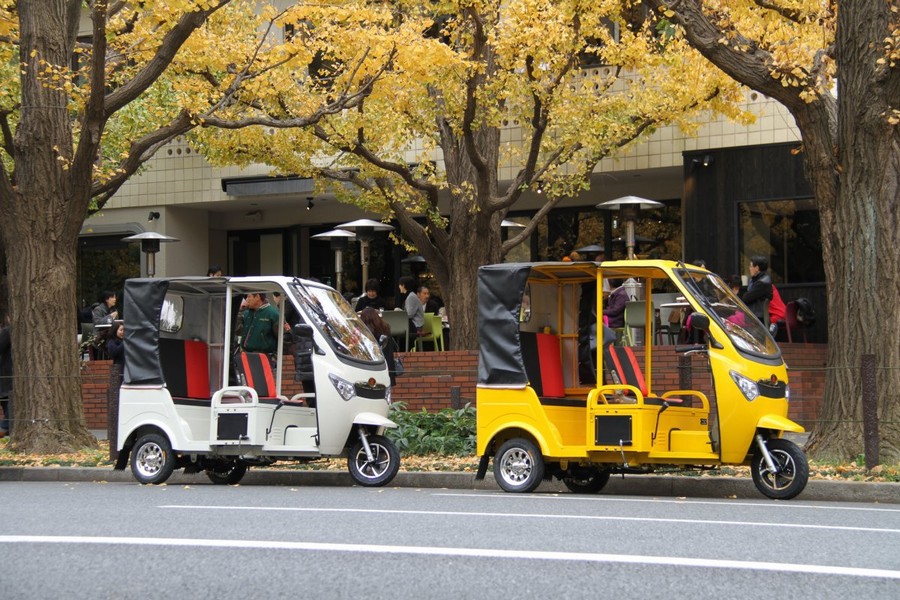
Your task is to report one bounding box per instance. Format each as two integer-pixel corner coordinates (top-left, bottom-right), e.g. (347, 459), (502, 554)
(82, 344), (827, 431)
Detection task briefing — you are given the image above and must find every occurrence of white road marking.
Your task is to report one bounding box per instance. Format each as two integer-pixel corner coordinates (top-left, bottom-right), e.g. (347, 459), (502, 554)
(434, 491), (900, 513)
(2, 535), (898, 580)
(157, 504), (900, 535)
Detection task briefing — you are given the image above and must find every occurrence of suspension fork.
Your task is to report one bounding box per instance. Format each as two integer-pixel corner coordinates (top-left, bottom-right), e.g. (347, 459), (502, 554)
(755, 433), (779, 473)
(357, 427), (375, 462)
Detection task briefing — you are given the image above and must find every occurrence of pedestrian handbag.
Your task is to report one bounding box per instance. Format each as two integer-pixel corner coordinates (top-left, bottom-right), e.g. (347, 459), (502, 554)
(380, 334), (404, 377)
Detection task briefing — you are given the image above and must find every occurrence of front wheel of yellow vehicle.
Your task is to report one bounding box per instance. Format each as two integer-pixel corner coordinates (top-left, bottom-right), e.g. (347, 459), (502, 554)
(494, 438), (544, 493)
(751, 438), (809, 500)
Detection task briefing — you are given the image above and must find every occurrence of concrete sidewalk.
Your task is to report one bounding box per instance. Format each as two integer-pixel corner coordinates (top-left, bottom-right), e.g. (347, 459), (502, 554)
(1, 466), (896, 503)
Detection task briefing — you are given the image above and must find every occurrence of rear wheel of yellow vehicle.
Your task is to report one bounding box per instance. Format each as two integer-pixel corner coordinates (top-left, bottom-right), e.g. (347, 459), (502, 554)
(562, 469), (611, 494)
(751, 438), (809, 500)
(494, 438), (544, 493)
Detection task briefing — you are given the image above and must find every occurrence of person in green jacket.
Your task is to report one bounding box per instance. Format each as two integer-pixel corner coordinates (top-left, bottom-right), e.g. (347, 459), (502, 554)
(236, 292), (280, 354)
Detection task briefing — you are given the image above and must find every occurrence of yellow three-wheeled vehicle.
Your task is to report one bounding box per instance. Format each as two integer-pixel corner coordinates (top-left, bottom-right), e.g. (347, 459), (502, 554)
(475, 260), (809, 499)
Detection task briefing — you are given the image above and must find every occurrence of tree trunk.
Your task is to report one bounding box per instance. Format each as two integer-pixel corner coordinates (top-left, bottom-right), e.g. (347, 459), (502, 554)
(806, 1), (900, 462)
(443, 209), (503, 351)
(0, 1), (95, 451)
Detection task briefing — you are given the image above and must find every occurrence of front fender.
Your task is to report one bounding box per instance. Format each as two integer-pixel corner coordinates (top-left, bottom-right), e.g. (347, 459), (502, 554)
(353, 411), (397, 429)
(757, 414), (805, 434)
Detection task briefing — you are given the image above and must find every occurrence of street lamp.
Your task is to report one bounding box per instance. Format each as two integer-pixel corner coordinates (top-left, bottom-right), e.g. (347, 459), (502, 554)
(311, 229), (357, 293)
(596, 196), (663, 260)
(122, 231), (179, 277)
(337, 219), (394, 287)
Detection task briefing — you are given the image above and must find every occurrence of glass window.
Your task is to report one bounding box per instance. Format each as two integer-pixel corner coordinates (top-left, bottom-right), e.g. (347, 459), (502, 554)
(738, 198), (824, 284)
(674, 269), (780, 359)
(160, 294), (184, 333)
(289, 281), (382, 363)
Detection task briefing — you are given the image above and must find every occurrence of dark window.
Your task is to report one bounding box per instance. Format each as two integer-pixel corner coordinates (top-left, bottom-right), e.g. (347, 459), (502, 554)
(738, 198), (824, 284)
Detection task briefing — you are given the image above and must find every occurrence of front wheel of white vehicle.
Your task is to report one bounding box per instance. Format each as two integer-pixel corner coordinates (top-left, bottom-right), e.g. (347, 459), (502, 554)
(348, 434), (401, 487)
(130, 433), (175, 485)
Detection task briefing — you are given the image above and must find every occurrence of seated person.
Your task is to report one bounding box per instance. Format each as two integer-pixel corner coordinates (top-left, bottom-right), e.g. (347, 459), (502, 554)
(602, 280), (628, 329)
(355, 279), (386, 312)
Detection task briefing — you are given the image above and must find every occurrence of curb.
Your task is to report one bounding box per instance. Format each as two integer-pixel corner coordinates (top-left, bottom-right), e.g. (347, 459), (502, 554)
(1, 466), (896, 503)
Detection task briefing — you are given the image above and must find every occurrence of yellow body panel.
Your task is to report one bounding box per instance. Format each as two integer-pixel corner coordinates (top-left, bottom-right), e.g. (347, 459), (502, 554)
(477, 259), (798, 471)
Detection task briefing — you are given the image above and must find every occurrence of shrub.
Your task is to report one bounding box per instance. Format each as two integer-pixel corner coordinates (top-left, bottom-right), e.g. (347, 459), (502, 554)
(387, 402), (476, 456)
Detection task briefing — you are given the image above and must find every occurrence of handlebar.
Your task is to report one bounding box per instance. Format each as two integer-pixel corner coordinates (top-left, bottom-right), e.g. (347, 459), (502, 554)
(675, 344), (707, 354)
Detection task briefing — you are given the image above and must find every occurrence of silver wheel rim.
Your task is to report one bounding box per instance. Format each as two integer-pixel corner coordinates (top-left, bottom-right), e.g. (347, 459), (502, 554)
(498, 447), (533, 487)
(135, 442), (165, 479)
(353, 443), (391, 480)
(758, 448), (797, 491)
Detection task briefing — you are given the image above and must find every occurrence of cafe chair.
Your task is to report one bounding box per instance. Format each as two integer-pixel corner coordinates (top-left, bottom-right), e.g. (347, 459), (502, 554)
(382, 310), (411, 352)
(783, 300), (808, 343)
(430, 313), (445, 351)
(623, 301), (653, 347)
(413, 312), (436, 351)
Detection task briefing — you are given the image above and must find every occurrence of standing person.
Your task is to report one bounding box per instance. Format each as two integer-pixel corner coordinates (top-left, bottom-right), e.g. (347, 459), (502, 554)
(742, 256), (773, 323)
(354, 279), (386, 312)
(107, 321), (126, 367)
(398, 276), (425, 335)
(359, 307), (399, 385)
(0, 315), (11, 437)
(235, 292), (280, 354)
(91, 290), (118, 325)
(207, 265), (223, 277)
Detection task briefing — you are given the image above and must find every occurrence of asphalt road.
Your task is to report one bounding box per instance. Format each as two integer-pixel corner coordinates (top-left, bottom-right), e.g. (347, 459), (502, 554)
(1, 482), (899, 599)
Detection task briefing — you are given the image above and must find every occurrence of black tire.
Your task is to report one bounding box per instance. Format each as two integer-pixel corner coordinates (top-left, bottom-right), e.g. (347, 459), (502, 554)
(130, 433), (176, 485)
(206, 462), (248, 485)
(751, 438), (809, 500)
(348, 434), (401, 487)
(493, 438), (544, 493)
(563, 469), (611, 494)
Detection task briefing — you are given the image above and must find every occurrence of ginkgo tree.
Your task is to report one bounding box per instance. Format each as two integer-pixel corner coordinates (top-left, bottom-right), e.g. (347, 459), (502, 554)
(0, 0), (389, 452)
(643, 0), (900, 461)
(193, 0), (749, 352)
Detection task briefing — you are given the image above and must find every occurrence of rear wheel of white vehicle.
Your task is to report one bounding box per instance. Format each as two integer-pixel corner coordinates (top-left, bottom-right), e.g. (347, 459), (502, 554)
(206, 462), (248, 485)
(348, 434), (401, 487)
(494, 438), (544, 493)
(130, 433), (175, 485)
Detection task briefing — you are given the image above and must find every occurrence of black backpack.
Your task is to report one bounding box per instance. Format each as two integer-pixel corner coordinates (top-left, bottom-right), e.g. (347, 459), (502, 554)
(795, 297), (816, 327)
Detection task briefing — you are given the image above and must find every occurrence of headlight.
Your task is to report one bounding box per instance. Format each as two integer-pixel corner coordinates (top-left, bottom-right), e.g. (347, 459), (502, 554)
(385, 385), (392, 405)
(784, 384), (790, 401)
(729, 370), (759, 401)
(328, 373), (355, 402)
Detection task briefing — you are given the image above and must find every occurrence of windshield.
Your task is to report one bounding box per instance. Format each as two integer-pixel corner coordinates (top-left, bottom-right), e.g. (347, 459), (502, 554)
(674, 269), (780, 358)
(288, 281), (382, 363)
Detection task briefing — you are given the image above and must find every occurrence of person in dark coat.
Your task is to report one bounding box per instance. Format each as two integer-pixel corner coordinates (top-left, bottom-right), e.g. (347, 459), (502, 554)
(354, 279), (386, 312)
(742, 255), (773, 322)
(107, 321), (126, 367)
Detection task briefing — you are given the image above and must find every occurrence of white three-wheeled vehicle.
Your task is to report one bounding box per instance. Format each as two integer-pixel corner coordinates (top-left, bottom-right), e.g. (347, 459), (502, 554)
(113, 276), (400, 486)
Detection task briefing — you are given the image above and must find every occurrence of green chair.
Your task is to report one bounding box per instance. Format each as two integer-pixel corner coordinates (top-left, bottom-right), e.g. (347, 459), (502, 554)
(413, 312), (436, 351)
(623, 301), (653, 347)
(430, 313), (446, 351)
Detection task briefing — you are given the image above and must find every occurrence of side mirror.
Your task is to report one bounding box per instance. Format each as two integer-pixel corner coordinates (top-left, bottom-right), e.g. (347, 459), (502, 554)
(689, 313), (710, 331)
(292, 323), (314, 339)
